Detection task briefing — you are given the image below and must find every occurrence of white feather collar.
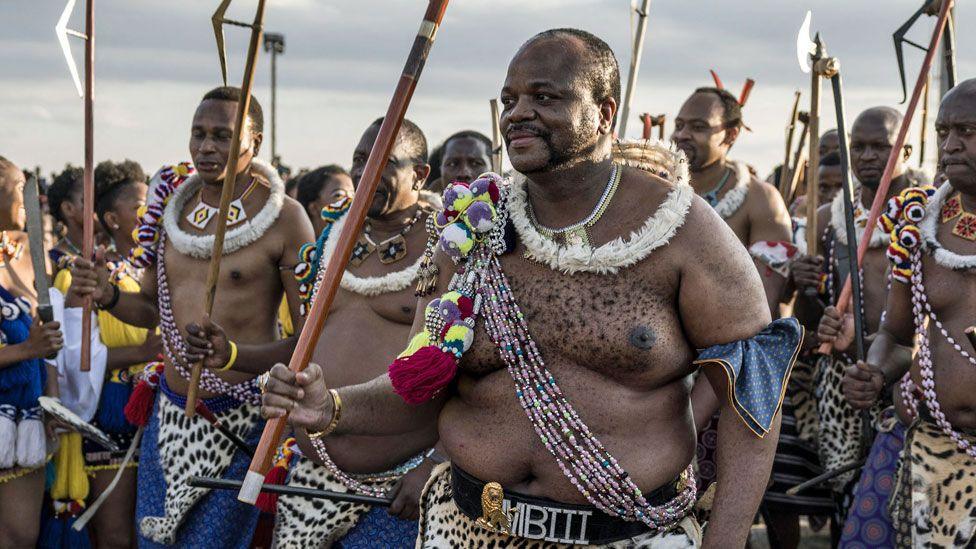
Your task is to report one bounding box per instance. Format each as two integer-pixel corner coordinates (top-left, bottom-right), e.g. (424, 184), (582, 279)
(313, 213), (423, 297)
(920, 182), (976, 270)
(829, 182), (888, 249)
(508, 140), (694, 276)
(710, 160), (750, 219)
(162, 158), (285, 259)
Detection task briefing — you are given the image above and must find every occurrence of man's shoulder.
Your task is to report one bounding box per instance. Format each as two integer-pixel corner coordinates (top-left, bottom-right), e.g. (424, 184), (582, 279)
(744, 175), (788, 212)
(619, 164), (681, 217)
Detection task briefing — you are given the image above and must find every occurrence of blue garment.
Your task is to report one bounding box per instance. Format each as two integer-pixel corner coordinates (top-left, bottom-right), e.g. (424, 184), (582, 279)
(0, 285), (43, 406)
(839, 420), (906, 548)
(335, 506), (418, 549)
(694, 317), (803, 436)
(135, 392), (260, 548)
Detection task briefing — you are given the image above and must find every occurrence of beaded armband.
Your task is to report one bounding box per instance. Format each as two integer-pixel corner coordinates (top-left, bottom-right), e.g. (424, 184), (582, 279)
(878, 185), (937, 283)
(389, 174), (504, 405)
(293, 197), (352, 315)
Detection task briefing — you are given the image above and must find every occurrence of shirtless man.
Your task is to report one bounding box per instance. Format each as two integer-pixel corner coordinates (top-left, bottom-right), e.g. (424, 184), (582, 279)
(436, 130), (493, 191)
(189, 118), (441, 547)
(830, 79), (976, 547)
(69, 86), (312, 548)
(671, 87), (793, 316)
(788, 107), (914, 545)
(259, 28), (799, 548)
(0, 156), (63, 549)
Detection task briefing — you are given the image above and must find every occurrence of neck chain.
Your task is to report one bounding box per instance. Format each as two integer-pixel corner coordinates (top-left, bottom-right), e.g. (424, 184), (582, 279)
(526, 162), (622, 247)
(350, 207), (424, 267)
(938, 192), (976, 242)
(702, 167), (733, 208)
(185, 176), (259, 230)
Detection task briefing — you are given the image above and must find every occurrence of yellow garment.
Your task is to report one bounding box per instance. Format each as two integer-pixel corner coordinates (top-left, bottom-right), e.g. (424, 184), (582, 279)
(278, 296), (294, 337)
(51, 432), (88, 502)
(54, 269), (149, 349)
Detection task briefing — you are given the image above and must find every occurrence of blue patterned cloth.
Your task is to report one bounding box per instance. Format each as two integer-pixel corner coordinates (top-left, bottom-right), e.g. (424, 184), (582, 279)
(334, 506), (418, 549)
(839, 419), (905, 548)
(135, 395), (260, 548)
(694, 318), (802, 437)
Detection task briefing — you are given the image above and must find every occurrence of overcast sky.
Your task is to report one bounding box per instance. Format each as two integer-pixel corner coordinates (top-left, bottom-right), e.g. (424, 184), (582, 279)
(1, 0), (972, 180)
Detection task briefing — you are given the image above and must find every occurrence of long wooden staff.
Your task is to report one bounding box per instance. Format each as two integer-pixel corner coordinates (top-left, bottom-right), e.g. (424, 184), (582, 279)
(804, 37), (824, 260)
(489, 99), (504, 174)
(779, 91), (802, 199)
(819, 0), (953, 354)
(185, 0), (268, 417)
(785, 113), (809, 205)
(56, 0), (95, 371)
(618, 0), (652, 139)
(239, 0), (451, 504)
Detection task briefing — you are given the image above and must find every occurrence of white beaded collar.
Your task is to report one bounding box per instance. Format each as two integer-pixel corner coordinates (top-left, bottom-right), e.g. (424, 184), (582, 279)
(162, 158), (285, 259)
(508, 139), (695, 276)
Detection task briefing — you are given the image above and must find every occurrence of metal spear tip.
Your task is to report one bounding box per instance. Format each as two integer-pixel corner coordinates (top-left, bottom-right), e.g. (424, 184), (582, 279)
(212, 0), (233, 86)
(796, 10), (815, 73)
(55, 0), (83, 97)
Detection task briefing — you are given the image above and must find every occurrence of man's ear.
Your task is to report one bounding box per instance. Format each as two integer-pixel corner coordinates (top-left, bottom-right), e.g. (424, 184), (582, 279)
(600, 98), (617, 135)
(413, 163), (432, 190)
(250, 131), (264, 158)
(722, 126), (741, 148)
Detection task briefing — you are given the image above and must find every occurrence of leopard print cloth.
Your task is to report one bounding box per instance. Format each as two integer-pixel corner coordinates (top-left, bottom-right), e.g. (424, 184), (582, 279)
(814, 354), (882, 491)
(890, 419), (976, 548)
(138, 396), (261, 544)
(273, 458), (404, 548)
(415, 463), (702, 548)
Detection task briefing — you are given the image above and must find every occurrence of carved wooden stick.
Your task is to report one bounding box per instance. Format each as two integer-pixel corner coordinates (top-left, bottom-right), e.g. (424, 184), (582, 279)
(239, 0), (452, 504)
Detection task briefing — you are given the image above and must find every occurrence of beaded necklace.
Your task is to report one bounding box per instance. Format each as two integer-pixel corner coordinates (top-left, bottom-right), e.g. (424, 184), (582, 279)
(155, 232), (260, 404)
(900, 248), (976, 459)
(526, 163), (621, 247)
(350, 207), (425, 266)
(701, 167), (732, 208)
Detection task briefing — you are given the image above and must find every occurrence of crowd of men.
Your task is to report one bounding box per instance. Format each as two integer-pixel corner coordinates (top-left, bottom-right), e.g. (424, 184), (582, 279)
(0, 22), (974, 549)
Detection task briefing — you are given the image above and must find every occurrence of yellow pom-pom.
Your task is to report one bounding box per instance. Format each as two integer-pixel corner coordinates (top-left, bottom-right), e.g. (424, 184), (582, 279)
(398, 330), (432, 358)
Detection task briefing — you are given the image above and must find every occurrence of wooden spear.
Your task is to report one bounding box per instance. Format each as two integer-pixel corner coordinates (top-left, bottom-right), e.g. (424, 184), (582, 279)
(490, 99), (504, 174)
(819, 0), (953, 354)
(238, 0), (452, 504)
(618, 0), (652, 139)
(780, 91), (802, 199)
(55, 0), (96, 370)
(185, 0), (268, 416)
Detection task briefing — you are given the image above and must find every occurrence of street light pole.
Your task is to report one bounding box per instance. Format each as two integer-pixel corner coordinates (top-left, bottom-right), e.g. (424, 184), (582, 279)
(263, 32), (285, 165)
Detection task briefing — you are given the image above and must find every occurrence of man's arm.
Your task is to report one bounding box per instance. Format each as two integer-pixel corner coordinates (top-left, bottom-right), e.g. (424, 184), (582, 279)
(68, 256), (159, 328)
(842, 277), (915, 409)
(261, 246), (456, 451)
(677, 199), (777, 548)
(792, 203), (833, 331)
(747, 179), (794, 316)
(277, 198), (315, 333)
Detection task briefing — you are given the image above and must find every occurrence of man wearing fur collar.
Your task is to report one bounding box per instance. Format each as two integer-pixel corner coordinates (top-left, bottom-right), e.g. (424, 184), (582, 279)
(828, 79), (976, 547)
(70, 86), (313, 548)
(260, 28), (800, 548)
(672, 87), (793, 316)
(794, 106), (915, 545)
(189, 118), (442, 547)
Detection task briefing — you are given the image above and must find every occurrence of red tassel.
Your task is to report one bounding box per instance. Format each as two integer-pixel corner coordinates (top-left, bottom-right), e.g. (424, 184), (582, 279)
(255, 465), (288, 514)
(389, 346), (458, 405)
(124, 380), (156, 427)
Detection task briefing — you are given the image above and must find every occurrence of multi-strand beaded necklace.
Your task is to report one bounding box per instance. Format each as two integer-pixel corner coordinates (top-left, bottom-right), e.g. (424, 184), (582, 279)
(900, 248), (976, 459)
(155, 232), (260, 404)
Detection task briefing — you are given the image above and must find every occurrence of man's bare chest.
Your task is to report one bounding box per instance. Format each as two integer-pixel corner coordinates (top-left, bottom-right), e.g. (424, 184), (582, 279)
(461, 253), (694, 385)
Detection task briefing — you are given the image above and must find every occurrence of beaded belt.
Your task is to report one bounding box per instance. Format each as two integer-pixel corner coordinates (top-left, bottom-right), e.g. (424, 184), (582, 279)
(450, 464), (685, 545)
(159, 376), (252, 414)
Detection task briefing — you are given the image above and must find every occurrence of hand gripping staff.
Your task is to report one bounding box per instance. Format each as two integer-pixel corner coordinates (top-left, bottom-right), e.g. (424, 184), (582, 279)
(238, 0), (451, 505)
(55, 0), (95, 370)
(184, 0), (268, 418)
(818, 0), (954, 355)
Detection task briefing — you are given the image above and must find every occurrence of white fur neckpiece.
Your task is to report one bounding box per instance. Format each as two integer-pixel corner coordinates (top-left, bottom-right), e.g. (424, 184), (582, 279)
(508, 139), (695, 276)
(162, 158), (285, 259)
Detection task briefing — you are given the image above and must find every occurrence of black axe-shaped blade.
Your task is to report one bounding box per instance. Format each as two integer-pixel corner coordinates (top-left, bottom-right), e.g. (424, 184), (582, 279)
(893, 3), (930, 104)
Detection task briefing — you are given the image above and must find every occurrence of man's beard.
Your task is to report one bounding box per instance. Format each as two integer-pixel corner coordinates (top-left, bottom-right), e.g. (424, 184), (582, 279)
(514, 119), (597, 175)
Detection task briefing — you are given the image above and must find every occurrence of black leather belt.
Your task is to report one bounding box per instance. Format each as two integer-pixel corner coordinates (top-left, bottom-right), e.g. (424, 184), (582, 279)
(450, 464), (682, 545)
